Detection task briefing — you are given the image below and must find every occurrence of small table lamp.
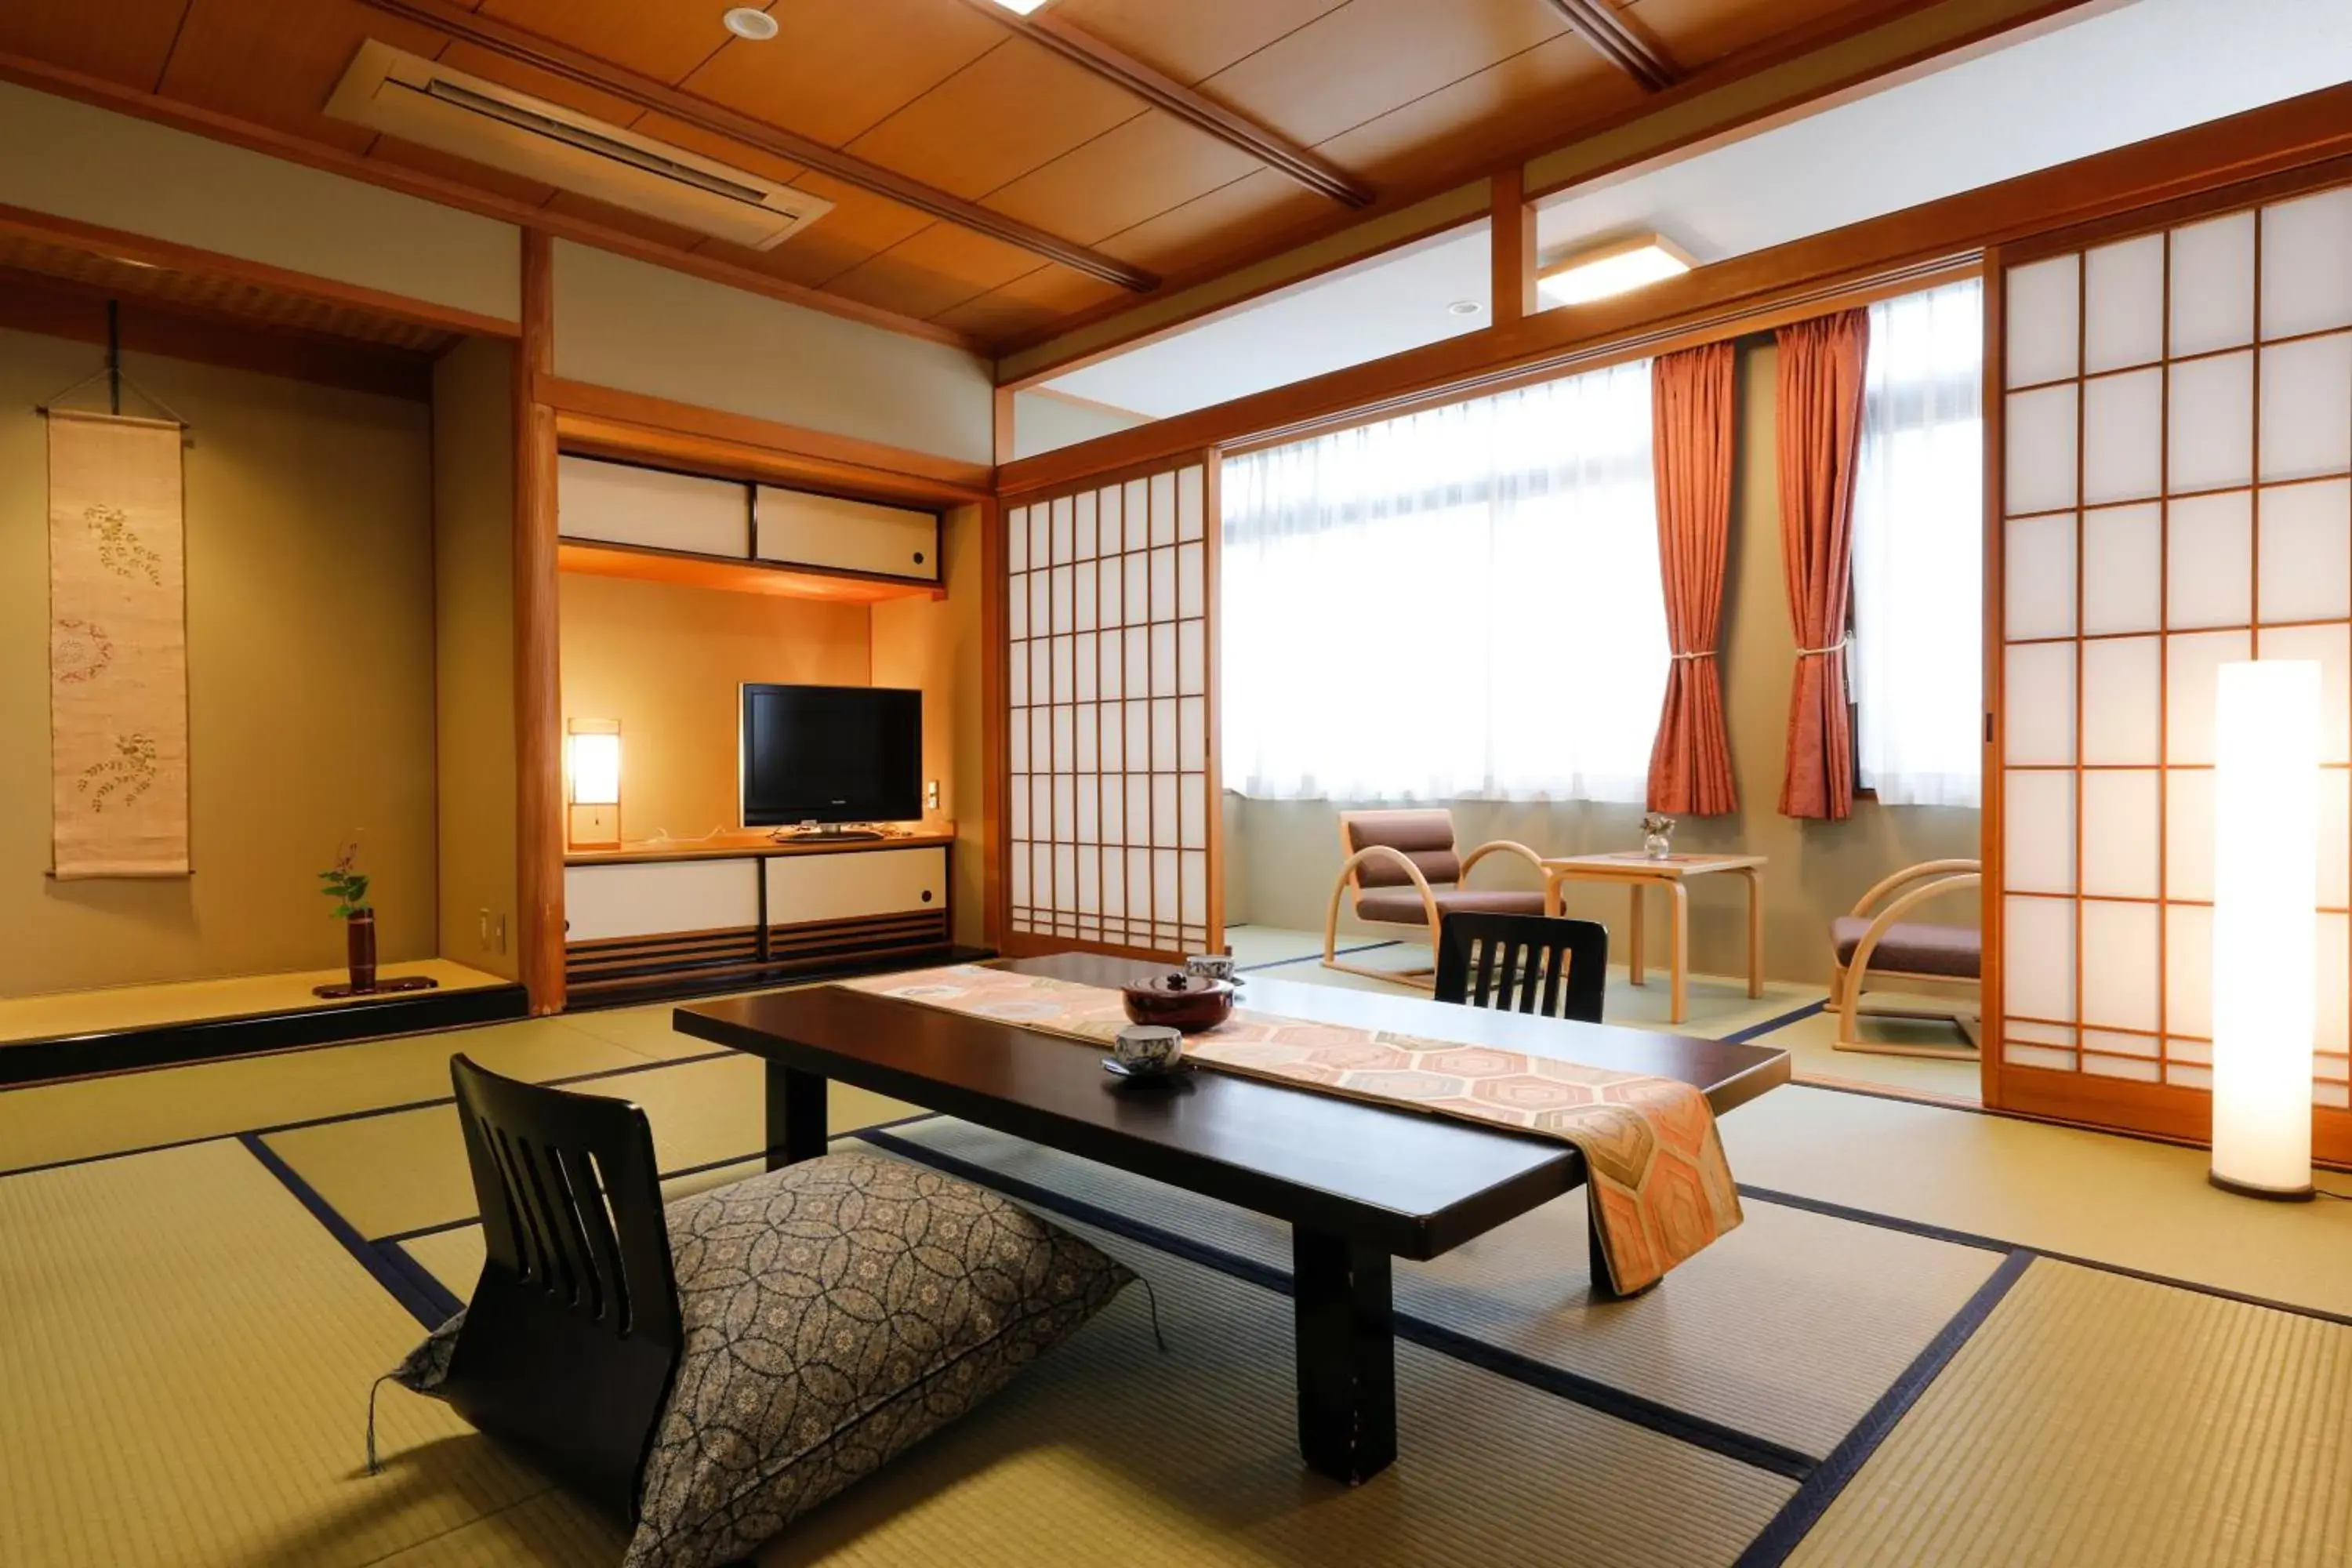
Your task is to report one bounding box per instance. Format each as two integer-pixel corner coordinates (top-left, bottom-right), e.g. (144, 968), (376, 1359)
(568, 718), (622, 851)
(2210, 660), (2318, 1200)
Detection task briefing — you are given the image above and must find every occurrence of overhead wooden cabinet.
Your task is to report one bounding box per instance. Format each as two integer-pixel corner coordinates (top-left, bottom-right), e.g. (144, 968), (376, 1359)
(557, 456), (747, 556)
(757, 485), (939, 583)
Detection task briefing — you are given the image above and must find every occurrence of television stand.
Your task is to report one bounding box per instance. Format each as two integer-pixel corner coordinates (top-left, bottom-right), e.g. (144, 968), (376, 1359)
(772, 824), (890, 843)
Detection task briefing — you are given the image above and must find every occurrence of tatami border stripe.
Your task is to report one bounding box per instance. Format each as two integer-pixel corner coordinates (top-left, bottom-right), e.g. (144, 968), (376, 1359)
(1721, 1000), (1828, 1044)
(855, 1124), (1819, 1481)
(1237, 939), (1401, 973)
(375, 1238), (465, 1324)
(1730, 1249), (2034, 1568)
(237, 1132), (451, 1330)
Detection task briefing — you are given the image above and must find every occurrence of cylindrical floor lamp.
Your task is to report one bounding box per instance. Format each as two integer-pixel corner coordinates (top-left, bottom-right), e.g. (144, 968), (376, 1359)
(2210, 659), (2319, 1201)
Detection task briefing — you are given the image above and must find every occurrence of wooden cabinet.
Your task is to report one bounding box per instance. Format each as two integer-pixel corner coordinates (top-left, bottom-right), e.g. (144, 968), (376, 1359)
(563, 837), (955, 1004)
(757, 485), (938, 583)
(557, 456), (747, 557)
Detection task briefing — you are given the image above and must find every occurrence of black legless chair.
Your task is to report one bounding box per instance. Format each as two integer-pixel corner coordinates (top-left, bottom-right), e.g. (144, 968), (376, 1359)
(440, 1054), (684, 1524)
(1434, 912), (1610, 1024)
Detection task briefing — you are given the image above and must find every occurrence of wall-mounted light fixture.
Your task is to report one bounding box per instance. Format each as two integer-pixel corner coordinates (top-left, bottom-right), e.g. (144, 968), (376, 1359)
(1536, 231), (1696, 307)
(568, 718), (622, 851)
(2210, 659), (2318, 1200)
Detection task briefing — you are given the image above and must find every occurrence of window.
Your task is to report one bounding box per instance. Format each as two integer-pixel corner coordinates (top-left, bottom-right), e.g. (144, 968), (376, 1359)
(1221, 360), (1667, 803)
(1852, 278), (1985, 807)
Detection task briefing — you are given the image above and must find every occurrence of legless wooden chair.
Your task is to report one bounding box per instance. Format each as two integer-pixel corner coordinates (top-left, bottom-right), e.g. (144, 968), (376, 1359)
(1830, 860), (1983, 1059)
(1323, 809), (1545, 990)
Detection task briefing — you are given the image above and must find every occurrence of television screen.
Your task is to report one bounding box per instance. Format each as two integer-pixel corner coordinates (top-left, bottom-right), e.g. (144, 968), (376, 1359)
(741, 684), (923, 826)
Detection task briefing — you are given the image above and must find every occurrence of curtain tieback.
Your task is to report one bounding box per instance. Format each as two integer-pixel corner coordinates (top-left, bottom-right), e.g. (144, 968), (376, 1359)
(1795, 636), (1850, 659)
(1669, 648), (1717, 662)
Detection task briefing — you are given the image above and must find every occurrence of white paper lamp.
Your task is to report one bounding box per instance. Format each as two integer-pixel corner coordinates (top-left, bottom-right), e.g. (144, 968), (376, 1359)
(2210, 659), (2318, 1200)
(567, 719), (622, 851)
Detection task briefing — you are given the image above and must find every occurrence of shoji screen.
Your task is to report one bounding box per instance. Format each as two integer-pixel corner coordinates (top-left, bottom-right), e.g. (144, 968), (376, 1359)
(1001, 459), (1221, 959)
(1994, 177), (2352, 1131)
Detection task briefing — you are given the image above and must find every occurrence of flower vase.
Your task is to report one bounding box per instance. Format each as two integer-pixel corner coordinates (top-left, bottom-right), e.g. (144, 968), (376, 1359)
(347, 909), (378, 993)
(1644, 833), (1671, 859)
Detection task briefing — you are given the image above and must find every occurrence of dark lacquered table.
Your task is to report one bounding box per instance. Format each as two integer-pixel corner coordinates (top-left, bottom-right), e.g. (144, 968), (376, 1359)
(674, 952), (1788, 1484)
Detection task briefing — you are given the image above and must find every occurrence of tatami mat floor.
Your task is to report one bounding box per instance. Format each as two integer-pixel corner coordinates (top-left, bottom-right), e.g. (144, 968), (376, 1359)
(6, 951), (2351, 1566)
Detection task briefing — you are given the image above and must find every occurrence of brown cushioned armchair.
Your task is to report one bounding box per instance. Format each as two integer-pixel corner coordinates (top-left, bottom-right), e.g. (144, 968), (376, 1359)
(1323, 809), (1546, 989)
(1831, 858), (1983, 1059)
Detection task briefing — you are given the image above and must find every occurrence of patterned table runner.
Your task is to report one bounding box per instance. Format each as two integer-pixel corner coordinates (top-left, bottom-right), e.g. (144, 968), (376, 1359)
(837, 964), (1741, 1294)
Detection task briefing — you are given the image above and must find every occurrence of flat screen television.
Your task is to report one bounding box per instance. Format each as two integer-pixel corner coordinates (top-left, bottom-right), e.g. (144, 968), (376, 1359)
(741, 684), (922, 827)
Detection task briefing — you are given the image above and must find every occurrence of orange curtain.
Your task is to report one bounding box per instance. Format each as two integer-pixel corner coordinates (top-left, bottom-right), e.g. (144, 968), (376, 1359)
(1646, 343), (1738, 815)
(1774, 310), (1871, 820)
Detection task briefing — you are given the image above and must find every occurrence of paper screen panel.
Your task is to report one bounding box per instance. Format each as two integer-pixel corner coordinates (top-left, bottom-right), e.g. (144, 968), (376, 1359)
(1004, 463), (1218, 957)
(1996, 177), (2352, 1111)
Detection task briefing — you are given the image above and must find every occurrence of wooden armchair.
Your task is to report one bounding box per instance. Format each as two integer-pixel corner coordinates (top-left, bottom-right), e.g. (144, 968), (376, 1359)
(1830, 859), (1983, 1059)
(1323, 809), (1546, 990)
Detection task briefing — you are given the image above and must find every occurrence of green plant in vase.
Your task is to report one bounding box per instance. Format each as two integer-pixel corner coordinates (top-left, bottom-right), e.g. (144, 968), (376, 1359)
(320, 841), (377, 992)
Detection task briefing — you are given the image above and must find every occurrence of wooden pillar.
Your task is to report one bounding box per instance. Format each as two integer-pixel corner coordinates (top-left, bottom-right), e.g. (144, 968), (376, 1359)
(514, 230), (565, 1014)
(993, 383), (1018, 465)
(979, 495), (1007, 948)
(1490, 166), (1538, 323)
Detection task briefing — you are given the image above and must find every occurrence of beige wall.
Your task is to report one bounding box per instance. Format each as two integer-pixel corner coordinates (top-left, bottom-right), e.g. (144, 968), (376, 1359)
(0, 83), (518, 323)
(873, 505), (989, 947)
(551, 241), (993, 464)
(1011, 390), (1149, 460)
(432, 339), (520, 978)
(557, 574), (870, 843)
(1227, 338), (1981, 985)
(0, 328), (438, 995)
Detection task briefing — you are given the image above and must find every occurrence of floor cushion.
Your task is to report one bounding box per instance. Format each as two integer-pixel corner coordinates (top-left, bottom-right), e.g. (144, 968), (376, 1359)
(392, 1147), (1133, 1568)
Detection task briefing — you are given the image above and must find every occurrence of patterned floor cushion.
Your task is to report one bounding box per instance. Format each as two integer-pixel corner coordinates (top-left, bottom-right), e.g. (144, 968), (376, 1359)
(390, 1148), (1134, 1568)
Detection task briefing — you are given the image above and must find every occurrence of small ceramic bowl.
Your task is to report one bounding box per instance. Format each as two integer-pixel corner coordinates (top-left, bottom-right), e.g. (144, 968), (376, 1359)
(1109, 1022), (1185, 1076)
(1121, 971), (1235, 1033)
(1183, 953), (1240, 985)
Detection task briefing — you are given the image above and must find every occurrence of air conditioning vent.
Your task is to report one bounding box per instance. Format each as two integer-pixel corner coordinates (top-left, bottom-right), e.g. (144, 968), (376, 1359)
(325, 40), (831, 251)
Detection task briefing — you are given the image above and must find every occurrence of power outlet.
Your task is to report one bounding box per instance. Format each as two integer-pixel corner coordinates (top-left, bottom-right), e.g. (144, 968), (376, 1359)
(926, 779), (941, 810)
(478, 908), (509, 954)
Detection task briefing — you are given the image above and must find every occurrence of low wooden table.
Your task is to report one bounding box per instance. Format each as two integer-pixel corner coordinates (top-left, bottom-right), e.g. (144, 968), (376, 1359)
(674, 953), (1788, 1485)
(1538, 853), (1767, 1025)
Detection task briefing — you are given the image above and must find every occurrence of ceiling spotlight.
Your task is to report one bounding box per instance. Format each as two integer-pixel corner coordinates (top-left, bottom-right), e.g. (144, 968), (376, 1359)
(984, 0), (1054, 13)
(721, 7), (779, 40)
(1446, 299), (1482, 317)
(1536, 232), (1696, 307)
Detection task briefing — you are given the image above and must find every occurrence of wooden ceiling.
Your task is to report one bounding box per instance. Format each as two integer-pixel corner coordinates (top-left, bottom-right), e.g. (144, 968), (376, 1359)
(2, 0), (1883, 350)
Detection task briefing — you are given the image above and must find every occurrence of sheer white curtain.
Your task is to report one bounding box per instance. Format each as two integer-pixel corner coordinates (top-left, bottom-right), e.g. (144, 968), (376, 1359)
(1853, 278), (1984, 807)
(1221, 360), (1667, 803)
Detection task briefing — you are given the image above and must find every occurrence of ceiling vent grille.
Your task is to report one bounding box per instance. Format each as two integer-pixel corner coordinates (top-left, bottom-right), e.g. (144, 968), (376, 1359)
(326, 40), (831, 251)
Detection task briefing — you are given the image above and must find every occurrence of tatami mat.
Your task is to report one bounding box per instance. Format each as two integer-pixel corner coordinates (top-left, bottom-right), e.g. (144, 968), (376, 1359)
(364, 1492), (626, 1567)
(753, 1213), (1795, 1567)
(1788, 1258), (2352, 1567)
(0, 1139), (557, 1567)
(0, 1014), (655, 1175)
(1755, 1003), (1981, 1103)
(0, 959), (512, 1045)
(266, 1056), (915, 1241)
(876, 1118), (1999, 1461)
(1719, 1084), (2352, 1318)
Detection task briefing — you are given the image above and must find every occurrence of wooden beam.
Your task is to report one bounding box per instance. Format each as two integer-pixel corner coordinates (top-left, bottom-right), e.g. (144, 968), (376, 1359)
(351, 0), (1158, 292)
(514, 229), (566, 1017)
(1489, 169), (1537, 325)
(1542, 0), (1681, 91)
(994, 78), (2352, 496)
(949, 0), (1371, 208)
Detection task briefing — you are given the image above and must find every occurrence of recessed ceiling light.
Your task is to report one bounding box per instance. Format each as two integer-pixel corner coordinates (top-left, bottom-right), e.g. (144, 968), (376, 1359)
(721, 7), (779, 40)
(984, 0), (1054, 13)
(1536, 232), (1697, 307)
(1446, 299), (1482, 317)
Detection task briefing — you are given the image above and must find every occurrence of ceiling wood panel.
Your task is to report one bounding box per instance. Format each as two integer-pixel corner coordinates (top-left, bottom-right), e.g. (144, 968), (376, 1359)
(930, 260), (1127, 338)
(678, 0), (1004, 150)
(1198, 0), (1568, 149)
(1096, 167), (1330, 279)
(823, 220), (1044, 320)
(735, 173), (937, 288)
(158, 0), (450, 153)
(842, 37), (1147, 201)
(1044, 0), (1354, 86)
(983, 108), (1265, 246)
(1626, 0), (1867, 72)
(475, 0), (739, 87)
(0, 0), (189, 89)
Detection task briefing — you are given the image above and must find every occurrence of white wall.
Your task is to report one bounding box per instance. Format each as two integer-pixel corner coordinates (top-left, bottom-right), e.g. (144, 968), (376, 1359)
(0, 82), (519, 323)
(552, 241), (994, 464)
(1011, 389), (1149, 459)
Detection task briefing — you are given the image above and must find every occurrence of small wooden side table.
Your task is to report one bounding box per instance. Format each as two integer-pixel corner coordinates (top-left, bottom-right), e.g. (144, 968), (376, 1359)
(1537, 853), (1766, 1025)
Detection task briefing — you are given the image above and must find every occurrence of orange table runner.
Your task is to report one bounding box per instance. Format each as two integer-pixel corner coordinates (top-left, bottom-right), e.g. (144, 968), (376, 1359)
(838, 964), (1742, 1294)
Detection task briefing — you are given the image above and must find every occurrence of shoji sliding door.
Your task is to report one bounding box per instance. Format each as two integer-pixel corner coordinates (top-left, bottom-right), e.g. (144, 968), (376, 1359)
(999, 458), (1222, 960)
(1992, 174), (2352, 1151)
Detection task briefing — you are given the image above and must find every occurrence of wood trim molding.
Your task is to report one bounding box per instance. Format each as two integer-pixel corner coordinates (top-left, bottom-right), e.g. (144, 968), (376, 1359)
(0, 198), (516, 339)
(350, 0), (1157, 292)
(0, 269), (434, 401)
(949, 0), (1370, 207)
(0, 51), (985, 352)
(1997, 1065), (2352, 1170)
(1541, 0), (1681, 91)
(514, 230), (566, 1017)
(1489, 169), (1537, 325)
(540, 377), (993, 503)
(995, 77), (2352, 494)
